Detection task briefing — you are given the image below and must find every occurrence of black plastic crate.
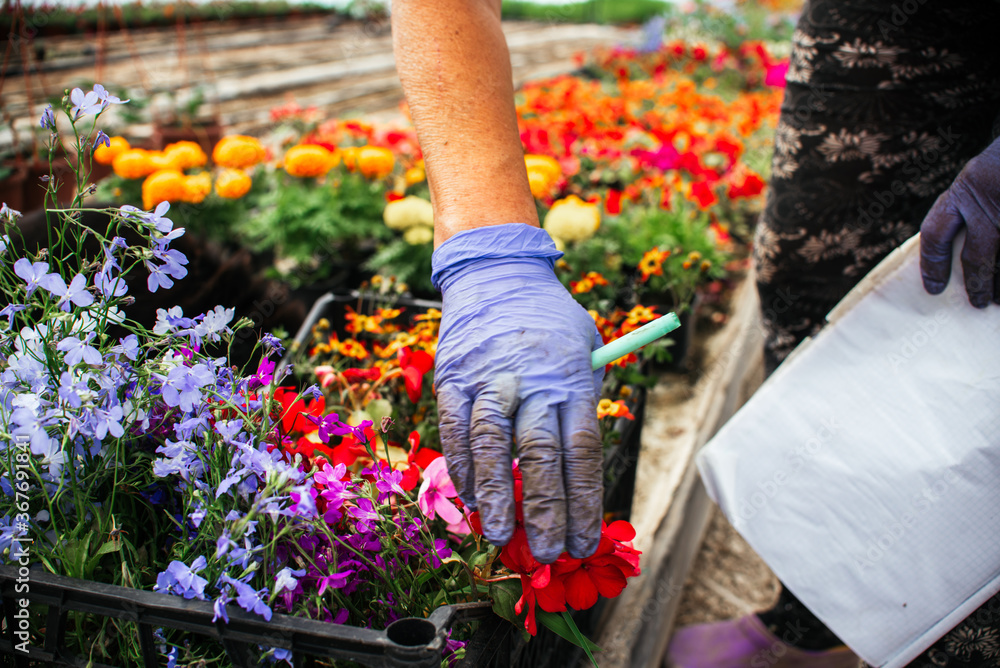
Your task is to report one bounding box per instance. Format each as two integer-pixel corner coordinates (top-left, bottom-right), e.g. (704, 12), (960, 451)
(0, 565), (503, 668)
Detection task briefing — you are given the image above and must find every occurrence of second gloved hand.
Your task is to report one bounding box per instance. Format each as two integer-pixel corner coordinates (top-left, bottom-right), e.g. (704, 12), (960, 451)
(432, 223), (604, 564)
(921, 135), (1000, 307)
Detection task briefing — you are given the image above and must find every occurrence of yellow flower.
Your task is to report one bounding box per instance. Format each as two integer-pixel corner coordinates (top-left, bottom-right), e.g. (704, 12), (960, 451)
(341, 146), (359, 172)
(284, 145), (335, 178)
(357, 146), (395, 179)
(113, 149), (157, 179)
(182, 172), (212, 204)
(94, 136), (130, 165)
(213, 135), (266, 169)
(404, 225), (433, 245)
(525, 154), (561, 198)
(164, 141), (208, 170)
(543, 195), (601, 243)
(142, 169), (187, 210)
(383, 196), (434, 231)
(404, 166), (426, 186)
(597, 398), (634, 420)
(215, 168), (252, 199)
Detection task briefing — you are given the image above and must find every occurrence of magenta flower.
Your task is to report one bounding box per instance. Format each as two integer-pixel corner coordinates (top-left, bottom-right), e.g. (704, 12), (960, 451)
(417, 457), (463, 524)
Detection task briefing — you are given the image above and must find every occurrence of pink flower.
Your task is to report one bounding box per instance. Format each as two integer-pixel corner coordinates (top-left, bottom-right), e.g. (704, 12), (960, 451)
(765, 60), (789, 88)
(417, 457), (463, 524)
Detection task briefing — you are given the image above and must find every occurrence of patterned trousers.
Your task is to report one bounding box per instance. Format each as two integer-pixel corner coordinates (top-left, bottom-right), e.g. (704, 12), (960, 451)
(752, 1), (1000, 665)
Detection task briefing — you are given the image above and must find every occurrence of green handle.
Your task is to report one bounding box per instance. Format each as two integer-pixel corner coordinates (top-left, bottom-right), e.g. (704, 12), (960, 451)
(591, 312), (681, 370)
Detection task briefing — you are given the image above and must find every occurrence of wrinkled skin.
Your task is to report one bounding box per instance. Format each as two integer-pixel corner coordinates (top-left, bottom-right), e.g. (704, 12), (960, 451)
(435, 253), (604, 564)
(921, 136), (1000, 307)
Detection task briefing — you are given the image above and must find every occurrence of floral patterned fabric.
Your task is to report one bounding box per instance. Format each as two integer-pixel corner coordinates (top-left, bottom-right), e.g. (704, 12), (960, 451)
(754, 1), (1000, 666)
(754, 0), (1000, 372)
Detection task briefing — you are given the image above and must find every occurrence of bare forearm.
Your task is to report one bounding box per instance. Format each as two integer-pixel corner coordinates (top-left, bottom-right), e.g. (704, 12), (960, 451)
(391, 0), (539, 247)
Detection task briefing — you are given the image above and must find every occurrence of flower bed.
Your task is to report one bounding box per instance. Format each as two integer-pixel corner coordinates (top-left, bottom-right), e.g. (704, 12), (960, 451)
(1, 9), (791, 663)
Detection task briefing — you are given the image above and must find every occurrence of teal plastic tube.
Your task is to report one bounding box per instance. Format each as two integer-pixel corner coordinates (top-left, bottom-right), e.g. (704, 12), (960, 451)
(591, 312), (681, 370)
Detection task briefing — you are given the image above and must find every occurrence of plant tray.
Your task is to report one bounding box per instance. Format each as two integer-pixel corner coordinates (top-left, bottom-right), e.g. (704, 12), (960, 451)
(0, 565), (506, 668)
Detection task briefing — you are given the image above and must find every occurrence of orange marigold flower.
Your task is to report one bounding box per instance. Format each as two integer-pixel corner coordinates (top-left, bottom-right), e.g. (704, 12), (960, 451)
(525, 154), (562, 198)
(284, 144), (335, 178)
(215, 168), (252, 199)
(638, 247), (669, 282)
(357, 146), (395, 179)
(113, 149), (157, 179)
(142, 169), (187, 210)
(341, 146), (359, 171)
(182, 172), (212, 204)
(622, 305), (659, 333)
(94, 136), (130, 165)
(164, 141), (208, 170)
(213, 135), (266, 169)
(597, 398), (635, 420)
(404, 166), (426, 186)
(339, 338), (369, 360)
(570, 271), (609, 294)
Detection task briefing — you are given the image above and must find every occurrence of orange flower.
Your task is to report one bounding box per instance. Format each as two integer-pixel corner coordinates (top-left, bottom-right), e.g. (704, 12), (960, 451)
(622, 305), (658, 333)
(215, 168), (252, 199)
(341, 146), (359, 172)
(284, 144), (336, 178)
(213, 135), (266, 169)
(570, 271), (609, 294)
(338, 338), (369, 360)
(597, 399), (635, 420)
(142, 169), (187, 210)
(525, 154), (562, 198)
(638, 247), (669, 282)
(113, 149), (157, 179)
(94, 136), (130, 165)
(357, 146), (395, 179)
(181, 172), (212, 204)
(404, 166), (426, 186)
(164, 141), (208, 170)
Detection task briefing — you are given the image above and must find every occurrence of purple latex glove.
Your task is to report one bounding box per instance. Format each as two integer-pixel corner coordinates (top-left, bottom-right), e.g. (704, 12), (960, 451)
(431, 223), (604, 564)
(920, 136), (1000, 307)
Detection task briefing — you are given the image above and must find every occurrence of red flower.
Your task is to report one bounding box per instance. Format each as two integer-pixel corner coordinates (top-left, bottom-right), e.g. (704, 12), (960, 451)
(342, 367), (381, 385)
(400, 430), (442, 491)
(689, 180), (718, 209)
(273, 387), (325, 435)
(399, 347), (434, 403)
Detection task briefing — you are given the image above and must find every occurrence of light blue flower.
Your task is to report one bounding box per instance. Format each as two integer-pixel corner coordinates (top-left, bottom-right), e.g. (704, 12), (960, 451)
(158, 363), (215, 412)
(57, 334), (103, 366)
(70, 87), (103, 120)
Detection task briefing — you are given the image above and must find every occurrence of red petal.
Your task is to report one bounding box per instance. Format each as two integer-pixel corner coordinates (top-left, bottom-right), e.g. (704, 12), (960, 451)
(586, 564), (628, 599)
(531, 564), (551, 589)
(605, 521), (635, 542)
(564, 569), (599, 611)
(403, 366), (423, 403)
(535, 577), (567, 613)
(400, 465), (419, 492)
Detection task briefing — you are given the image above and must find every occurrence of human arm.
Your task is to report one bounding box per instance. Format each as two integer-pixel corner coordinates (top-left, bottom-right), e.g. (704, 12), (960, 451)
(391, 0), (604, 563)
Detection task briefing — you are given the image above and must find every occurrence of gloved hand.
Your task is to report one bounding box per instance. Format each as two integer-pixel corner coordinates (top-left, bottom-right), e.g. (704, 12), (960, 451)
(432, 223), (604, 564)
(920, 136), (1000, 307)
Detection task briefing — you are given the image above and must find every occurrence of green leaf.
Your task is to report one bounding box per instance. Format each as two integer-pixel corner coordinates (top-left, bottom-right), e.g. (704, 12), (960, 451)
(489, 578), (523, 626)
(537, 610), (601, 665)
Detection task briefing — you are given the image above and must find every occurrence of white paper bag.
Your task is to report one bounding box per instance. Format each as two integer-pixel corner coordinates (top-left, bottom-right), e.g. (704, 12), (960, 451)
(696, 233), (1000, 667)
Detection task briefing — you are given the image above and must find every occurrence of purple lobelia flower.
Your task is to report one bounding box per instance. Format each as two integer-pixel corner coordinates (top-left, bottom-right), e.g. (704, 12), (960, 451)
(70, 87), (103, 120)
(14, 259), (63, 297)
(154, 556), (209, 600)
(93, 130), (111, 150)
(50, 273), (95, 312)
(57, 333), (103, 366)
(39, 105), (56, 131)
(120, 201), (173, 234)
(158, 363), (216, 412)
